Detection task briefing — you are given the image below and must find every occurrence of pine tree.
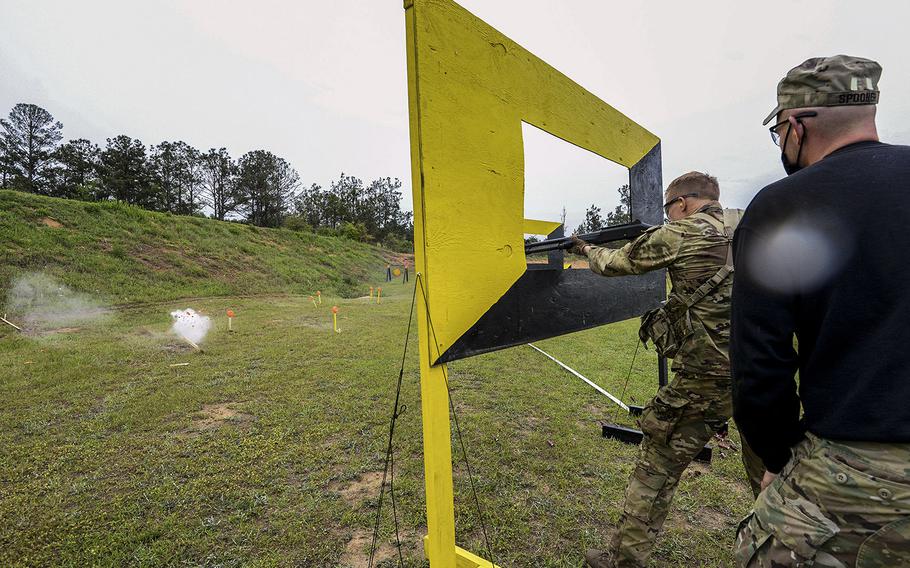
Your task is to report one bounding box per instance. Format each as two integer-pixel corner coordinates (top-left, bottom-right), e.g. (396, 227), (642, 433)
(150, 141), (203, 214)
(200, 148), (239, 220)
(236, 150), (299, 227)
(99, 135), (153, 206)
(292, 183), (327, 228)
(604, 184), (631, 226)
(0, 103), (63, 193)
(575, 204), (604, 235)
(51, 139), (101, 200)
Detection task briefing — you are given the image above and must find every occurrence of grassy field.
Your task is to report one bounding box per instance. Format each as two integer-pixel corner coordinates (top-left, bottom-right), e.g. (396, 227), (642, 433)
(0, 284), (754, 567)
(0, 192), (754, 566)
(0, 190), (390, 303)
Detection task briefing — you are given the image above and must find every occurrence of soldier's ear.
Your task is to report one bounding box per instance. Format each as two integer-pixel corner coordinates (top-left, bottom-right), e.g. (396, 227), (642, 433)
(788, 116), (806, 145)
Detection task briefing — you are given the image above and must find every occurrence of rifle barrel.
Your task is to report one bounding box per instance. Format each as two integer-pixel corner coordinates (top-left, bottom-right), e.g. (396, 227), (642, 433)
(524, 220), (651, 254)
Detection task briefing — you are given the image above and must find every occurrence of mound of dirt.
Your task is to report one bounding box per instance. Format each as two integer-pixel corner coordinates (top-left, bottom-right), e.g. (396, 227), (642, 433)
(179, 402), (254, 437)
(330, 471), (383, 506)
(337, 527), (422, 568)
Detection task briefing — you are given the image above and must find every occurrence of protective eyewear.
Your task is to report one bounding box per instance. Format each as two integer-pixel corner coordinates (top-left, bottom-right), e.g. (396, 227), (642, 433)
(662, 193), (698, 214)
(769, 111), (818, 146)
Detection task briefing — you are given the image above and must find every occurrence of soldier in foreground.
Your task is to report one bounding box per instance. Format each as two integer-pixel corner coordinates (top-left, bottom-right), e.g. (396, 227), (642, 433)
(732, 56), (910, 566)
(575, 172), (763, 568)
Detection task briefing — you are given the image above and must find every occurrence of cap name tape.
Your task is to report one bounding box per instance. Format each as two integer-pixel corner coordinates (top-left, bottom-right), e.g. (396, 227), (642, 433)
(832, 91), (879, 105)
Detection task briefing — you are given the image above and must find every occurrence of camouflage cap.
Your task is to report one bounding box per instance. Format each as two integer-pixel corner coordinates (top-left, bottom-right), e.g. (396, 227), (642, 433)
(762, 55), (881, 125)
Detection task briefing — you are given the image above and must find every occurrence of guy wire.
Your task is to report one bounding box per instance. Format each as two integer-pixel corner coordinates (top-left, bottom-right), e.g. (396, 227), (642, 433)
(368, 281), (418, 568)
(610, 338), (642, 424)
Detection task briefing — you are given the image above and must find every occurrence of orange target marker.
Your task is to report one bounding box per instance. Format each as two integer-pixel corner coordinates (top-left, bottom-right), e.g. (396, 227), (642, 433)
(316, 290), (322, 305)
(226, 309), (235, 332)
(332, 305), (341, 333)
(370, 286), (374, 299)
(377, 287), (382, 304)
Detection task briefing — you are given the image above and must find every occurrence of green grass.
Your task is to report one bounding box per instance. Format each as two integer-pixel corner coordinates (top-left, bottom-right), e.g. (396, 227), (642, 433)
(0, 191), (754, 566)
(0, 284), (754, 567)
(0, 190), (389, 303)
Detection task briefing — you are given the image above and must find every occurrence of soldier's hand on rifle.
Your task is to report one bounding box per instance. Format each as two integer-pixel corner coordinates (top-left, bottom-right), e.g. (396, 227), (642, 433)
(569, 235), (590, 256)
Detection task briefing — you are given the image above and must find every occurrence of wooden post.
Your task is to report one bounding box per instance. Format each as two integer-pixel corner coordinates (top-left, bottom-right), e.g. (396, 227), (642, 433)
(417, 335), (457, 567)
(1, 314), (22, 332)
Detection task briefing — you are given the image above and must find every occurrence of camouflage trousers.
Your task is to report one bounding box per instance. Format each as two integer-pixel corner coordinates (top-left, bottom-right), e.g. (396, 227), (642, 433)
(735, 432), (910, 567)
(610, 372), (764, 568)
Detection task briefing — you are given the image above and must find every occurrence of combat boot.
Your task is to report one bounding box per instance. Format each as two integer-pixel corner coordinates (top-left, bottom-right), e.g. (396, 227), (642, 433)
(584, 549), (614, 568)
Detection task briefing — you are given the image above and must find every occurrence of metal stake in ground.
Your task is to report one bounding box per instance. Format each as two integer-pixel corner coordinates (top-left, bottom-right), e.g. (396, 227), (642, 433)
(527, 343), (629, 412)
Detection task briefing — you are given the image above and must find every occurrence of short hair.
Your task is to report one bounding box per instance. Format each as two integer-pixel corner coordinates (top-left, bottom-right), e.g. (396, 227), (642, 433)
(665, 171), (720, 201)
(780, 105), (877, 139)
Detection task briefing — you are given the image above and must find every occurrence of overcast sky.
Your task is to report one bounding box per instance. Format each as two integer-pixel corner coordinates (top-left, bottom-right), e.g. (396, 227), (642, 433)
(2, 1), (908, 231)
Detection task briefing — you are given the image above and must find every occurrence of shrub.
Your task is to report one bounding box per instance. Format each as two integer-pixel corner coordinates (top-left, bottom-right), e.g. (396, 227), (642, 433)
(382, 233), (413, 253)
(282, 215), (312, 232)
(339, 222), (372, 243)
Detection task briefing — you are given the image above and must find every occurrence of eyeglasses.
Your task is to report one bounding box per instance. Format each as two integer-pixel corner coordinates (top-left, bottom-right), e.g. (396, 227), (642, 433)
(769, 111), (818, 146)
(663, 193), (698, 214)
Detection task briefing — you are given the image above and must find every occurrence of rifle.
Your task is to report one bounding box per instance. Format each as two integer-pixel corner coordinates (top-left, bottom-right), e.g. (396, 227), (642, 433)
(524, 220), (651, 255)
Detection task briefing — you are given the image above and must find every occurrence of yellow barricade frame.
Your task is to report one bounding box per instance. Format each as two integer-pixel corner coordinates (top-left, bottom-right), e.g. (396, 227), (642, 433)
(404, 1), (662, 565)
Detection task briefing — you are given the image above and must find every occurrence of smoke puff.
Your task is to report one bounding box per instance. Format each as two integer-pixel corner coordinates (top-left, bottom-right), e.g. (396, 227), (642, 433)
(5, 272), (109, 331)
(170, 308), (212, 344)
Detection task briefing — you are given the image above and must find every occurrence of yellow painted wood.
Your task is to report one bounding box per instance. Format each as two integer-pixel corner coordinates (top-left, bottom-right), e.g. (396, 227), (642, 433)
(407, 2), (457, 566)
(522, 218), (562, 237)
(455, 545), (501, 568)
(405, 1), (659, 566)
(423, 536), (499, 568)
(421, 537), (501, 568)
(418, 361), (457, 567)
(405, 0), (659, 363)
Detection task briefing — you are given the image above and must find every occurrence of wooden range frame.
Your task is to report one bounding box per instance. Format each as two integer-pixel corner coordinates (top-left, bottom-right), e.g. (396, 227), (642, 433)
(404, 0), (664, 565)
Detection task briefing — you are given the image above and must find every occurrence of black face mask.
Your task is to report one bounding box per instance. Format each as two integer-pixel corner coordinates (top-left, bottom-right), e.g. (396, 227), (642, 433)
(780, 122), (805, 176)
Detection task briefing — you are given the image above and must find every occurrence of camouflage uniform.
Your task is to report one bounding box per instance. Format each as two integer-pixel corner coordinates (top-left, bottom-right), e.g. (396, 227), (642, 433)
(586, 203), (764, 568)
(736, 433), (910, 567)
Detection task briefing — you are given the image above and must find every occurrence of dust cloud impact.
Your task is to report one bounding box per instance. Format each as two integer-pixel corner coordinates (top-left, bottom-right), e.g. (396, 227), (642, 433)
(4, 272), (110, 332)
(170, 308), (212, 345)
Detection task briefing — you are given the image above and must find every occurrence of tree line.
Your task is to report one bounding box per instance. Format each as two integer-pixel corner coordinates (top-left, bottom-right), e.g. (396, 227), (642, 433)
(0, 103), (412, 246)
(574, 183), (631, 234)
